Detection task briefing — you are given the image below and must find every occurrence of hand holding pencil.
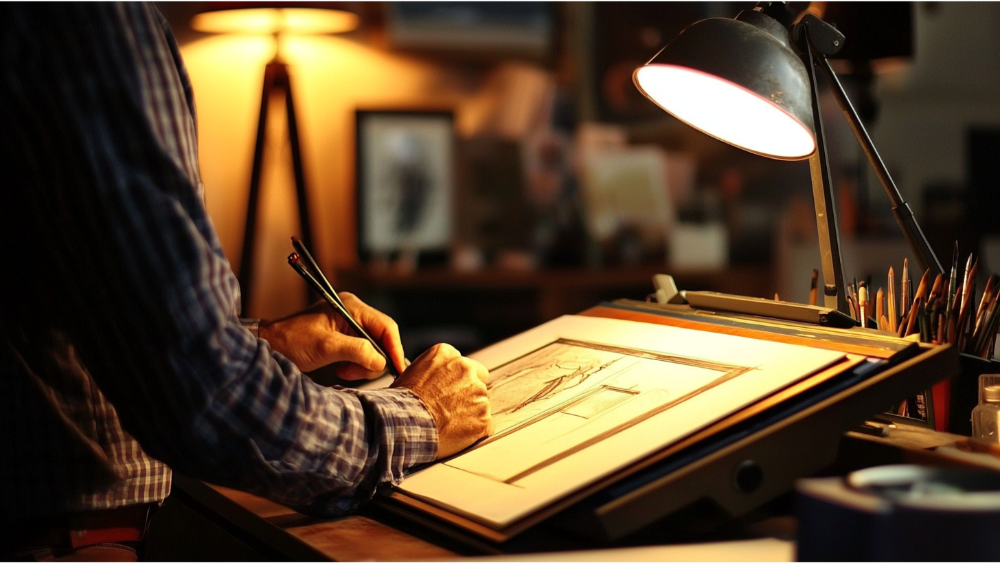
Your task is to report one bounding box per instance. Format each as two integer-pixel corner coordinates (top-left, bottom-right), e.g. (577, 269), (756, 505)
(285, 236), (404, 378)
(260, 296), (405, 379)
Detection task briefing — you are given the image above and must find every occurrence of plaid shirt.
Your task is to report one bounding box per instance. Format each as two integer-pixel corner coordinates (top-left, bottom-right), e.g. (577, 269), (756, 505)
(0, 3), (437, 520)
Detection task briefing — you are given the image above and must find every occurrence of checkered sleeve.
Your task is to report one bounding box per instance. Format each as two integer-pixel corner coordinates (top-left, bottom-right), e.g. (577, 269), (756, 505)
(305, 388), (439, 515)
(2, 2), (438, 513)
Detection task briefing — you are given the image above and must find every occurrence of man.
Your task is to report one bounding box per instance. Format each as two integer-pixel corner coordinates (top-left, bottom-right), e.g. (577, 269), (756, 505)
(0, 3), (492, 560)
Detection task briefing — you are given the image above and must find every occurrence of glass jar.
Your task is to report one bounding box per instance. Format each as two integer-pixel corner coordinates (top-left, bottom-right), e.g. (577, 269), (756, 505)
(971, 384), (1000, 442)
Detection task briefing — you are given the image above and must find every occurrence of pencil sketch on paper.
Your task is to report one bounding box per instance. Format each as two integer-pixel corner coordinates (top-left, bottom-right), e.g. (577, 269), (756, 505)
(445, 338), (752, 484)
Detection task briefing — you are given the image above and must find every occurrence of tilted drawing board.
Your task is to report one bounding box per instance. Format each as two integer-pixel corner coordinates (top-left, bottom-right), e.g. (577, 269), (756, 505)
(376, 300), (959, 547)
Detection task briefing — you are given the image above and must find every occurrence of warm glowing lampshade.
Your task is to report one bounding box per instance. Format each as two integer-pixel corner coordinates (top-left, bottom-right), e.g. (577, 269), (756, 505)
(634, 10), (817, 160)
(192, 6), (359, 35)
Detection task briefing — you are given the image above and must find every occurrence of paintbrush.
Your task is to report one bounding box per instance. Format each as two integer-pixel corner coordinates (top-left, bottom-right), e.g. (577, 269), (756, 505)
(960, 254), (973, 313)
(945, 241), (959, 319)
(902, 269), (931, 336)
(956, 261), (979, 350)
(901, 258), (910, 321)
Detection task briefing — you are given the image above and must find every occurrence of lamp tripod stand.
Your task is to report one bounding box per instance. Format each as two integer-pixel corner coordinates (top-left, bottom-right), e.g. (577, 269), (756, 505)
(238, 58), (315, 314)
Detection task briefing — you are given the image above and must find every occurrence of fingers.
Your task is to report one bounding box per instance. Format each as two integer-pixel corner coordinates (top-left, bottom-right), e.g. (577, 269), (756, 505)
(465, 357), (489, 385)
(325, 333), (385, 372)
(336, 362), (385, 381)
(339, 292), (406, 372)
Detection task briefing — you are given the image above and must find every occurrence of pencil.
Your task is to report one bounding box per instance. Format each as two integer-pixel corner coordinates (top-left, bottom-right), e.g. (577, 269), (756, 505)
(918, 302), (930, 342)
(960, 254), (973, 313)
(853, 277), (859, 312)
(291, 236), (345, 311)
(970, 275), (997, 356)
(947, 309), (957, 344)
(858, 282), (868, 329)
(809, 269), (818, 306)
(888, 267), (897, 333)
(287, 253), (400, 379)
(847, 282), (858, 321)
(973, 293), (999, 357)
(931, 297), (947, 344)
(913, 269), (931, 302)
(903, 271), (930, 337)
(901, 258), (910, 320)
(866, 275), (874, 314)
(956, 262), (979, 350)
(925, 274), (944, 341)
(959, 277), (976, 350)
(905, 296), (923, 337)
(876, 288), (884, 332)
(974, 274), (996, 337)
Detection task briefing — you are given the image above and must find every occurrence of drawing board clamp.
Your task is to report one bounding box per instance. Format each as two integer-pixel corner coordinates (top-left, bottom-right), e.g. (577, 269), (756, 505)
(376, 299), (959, 548)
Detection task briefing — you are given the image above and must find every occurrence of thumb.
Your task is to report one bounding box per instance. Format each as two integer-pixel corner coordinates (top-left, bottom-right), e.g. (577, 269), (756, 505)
(328, 333), (386, 372)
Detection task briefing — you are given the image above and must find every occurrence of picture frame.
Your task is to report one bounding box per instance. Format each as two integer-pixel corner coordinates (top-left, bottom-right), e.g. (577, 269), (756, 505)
(355, 109), (455, 264)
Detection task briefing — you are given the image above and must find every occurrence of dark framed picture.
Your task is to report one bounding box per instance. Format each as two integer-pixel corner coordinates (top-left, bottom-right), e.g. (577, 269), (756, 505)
(355, 110), (455, 263)
(882, 391), (935, 430)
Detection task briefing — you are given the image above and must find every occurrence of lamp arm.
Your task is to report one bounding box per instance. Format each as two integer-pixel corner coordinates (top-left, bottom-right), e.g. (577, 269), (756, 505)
(800, 28), (849, 314)
(813, 54), (944, 276)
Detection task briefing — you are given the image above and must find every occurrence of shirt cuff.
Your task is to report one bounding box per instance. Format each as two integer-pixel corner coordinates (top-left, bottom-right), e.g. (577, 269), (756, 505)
(239, 318), (260, 339)
(306, 387), (438, 516)
(351, 387), (439, 480)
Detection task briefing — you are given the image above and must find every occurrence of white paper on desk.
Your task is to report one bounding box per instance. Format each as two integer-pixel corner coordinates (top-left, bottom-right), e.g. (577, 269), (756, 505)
(372, 538), (795, 563)
(397, 315), (845, 529)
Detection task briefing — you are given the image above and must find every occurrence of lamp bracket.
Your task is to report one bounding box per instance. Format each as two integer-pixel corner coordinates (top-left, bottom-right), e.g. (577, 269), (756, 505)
(755, 2), (796, 30)
(793, 14), (845, 57)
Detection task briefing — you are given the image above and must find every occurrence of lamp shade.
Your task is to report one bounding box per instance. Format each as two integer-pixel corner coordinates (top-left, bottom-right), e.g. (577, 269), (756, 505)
(633, 10), (816, 160)
(191, 2), (359, 35)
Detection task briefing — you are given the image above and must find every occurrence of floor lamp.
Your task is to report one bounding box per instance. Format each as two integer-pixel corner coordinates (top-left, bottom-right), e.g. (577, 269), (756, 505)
(192, 5), (360, 313)
(633, 2), (943, 315)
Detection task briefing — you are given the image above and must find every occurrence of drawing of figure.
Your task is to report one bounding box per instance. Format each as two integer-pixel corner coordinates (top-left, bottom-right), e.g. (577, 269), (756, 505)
(489, 350), (622, 416)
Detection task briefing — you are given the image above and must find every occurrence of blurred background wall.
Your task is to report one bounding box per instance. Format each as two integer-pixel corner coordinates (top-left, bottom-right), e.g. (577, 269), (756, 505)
(156, 2), (999, 356)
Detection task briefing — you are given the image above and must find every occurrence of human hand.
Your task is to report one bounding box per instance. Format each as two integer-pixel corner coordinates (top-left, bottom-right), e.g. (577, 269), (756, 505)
(259, 292), (405, 379)
(392, 344), (493, 459)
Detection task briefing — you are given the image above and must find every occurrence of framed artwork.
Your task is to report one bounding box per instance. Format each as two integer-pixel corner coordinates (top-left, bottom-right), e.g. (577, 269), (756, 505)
(355, 110), (455, 263)
(882, 391), (935, 430)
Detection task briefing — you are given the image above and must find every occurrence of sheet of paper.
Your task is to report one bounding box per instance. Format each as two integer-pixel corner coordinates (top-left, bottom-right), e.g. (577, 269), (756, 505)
(397, 315), (845, 528)
(372, 538), (795, 563)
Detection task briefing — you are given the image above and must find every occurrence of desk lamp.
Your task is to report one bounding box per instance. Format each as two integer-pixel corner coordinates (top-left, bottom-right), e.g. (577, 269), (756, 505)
(192, 3), (360, 312)
(634, 2), (942, 314)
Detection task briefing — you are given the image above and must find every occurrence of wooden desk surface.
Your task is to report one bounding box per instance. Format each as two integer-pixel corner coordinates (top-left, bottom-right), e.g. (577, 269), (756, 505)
(151, 475), (459, 561)
(209, 483), (457, 561)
